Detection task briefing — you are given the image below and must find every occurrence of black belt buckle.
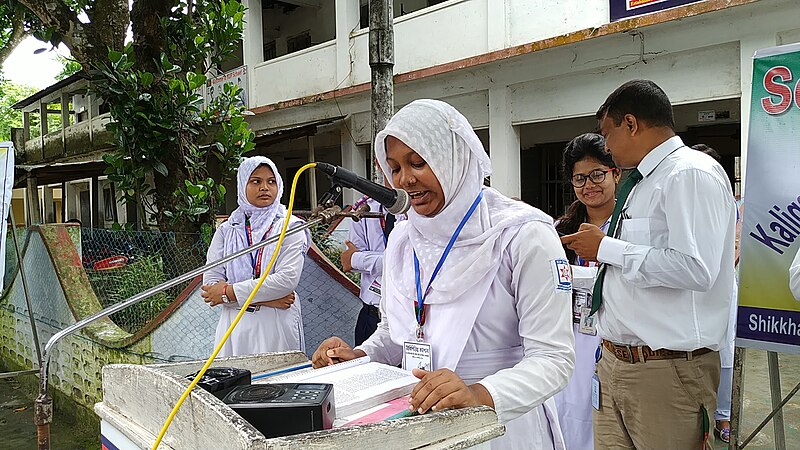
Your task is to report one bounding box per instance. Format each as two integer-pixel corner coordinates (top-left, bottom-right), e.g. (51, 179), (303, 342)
(363, 303), (381, 319)
(245, 305), (261, 313)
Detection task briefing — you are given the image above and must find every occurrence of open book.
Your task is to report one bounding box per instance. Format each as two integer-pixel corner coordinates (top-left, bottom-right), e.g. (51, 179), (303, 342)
(254, 357), (419, 418)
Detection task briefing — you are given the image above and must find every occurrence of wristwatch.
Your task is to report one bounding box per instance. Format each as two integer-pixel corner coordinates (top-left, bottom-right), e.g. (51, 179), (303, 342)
(221, 283), (231, 304)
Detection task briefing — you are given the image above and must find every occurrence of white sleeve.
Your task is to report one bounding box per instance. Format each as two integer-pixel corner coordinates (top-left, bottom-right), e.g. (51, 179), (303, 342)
(354, 298), (403, 365)
(478, 222), (575, 424)
(597, 169), (734, 292)
(202, 227), (227, 285)
(230, 230), (306, 304)
(790, 247), (800, 301)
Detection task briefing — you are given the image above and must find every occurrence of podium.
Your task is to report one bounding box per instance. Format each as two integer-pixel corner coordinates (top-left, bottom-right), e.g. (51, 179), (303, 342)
(95, 352), (504, 449)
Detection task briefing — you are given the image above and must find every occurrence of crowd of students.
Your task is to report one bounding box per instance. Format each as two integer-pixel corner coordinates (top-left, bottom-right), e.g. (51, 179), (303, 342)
(199, 79), (786, 449)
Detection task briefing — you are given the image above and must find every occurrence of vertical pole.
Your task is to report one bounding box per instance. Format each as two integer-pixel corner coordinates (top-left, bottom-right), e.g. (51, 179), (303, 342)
(767, 351), (786, 450)
(730, 346), (746, 450)
(307, 135), (317, 207)
(369, 0), (393, 183)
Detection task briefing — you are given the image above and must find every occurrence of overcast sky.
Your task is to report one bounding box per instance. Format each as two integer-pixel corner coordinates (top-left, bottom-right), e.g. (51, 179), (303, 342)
(3, 36), (67, 89)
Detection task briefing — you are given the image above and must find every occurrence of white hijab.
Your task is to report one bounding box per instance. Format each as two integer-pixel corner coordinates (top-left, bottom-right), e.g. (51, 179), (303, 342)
(374, 99), (552, 369)
(224, 156), (305, 283)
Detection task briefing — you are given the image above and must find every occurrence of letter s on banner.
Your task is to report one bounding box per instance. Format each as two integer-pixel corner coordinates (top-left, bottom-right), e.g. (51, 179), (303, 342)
(762, 66), (793, 115)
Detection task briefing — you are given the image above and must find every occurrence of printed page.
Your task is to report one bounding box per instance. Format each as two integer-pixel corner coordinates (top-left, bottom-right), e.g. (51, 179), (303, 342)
(256, 357), (419, 418)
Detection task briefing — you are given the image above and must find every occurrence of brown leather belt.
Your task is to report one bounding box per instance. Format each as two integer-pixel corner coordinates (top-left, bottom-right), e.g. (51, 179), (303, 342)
(601, 340), (712, 364)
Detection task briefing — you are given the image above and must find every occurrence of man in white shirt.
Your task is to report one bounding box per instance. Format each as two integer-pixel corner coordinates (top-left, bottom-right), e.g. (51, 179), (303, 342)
(790, 246), (800, 301)
(341, 197), (395, 345)
(561, 79), (736, 450)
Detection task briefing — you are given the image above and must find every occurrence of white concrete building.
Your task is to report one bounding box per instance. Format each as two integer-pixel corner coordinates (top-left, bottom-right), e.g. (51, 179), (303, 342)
(237, 0), (799, 217)
(12, 0), (799, 222)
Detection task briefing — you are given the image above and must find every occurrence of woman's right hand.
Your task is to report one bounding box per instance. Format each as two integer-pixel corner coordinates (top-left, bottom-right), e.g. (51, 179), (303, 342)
(312, 337), (366, 368)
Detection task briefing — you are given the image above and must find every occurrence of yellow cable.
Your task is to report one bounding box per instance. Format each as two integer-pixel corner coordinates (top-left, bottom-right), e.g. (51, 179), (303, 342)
(151, 162), (317, 450)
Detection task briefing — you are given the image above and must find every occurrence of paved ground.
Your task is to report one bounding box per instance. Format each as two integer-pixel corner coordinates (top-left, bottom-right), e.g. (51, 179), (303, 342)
(719, 348), (800, 449)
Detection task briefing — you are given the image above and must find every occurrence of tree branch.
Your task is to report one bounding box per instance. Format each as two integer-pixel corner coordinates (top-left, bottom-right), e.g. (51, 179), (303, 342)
(18, 0), (128, 67)
(0, 5), (30, 66)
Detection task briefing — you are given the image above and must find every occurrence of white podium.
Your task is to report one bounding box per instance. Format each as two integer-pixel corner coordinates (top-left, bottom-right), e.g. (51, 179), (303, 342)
(95, 352), (504, 449)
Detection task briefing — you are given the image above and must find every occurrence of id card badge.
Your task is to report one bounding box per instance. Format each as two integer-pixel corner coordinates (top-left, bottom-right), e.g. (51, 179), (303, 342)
(579, 306), (597, 335)
(403, 341), (433, 371)
(591, 374), (601, 410)
(367, 279), (382, 296)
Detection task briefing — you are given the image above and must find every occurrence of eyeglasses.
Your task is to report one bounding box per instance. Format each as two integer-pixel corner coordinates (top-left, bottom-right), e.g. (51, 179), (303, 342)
(570, 169), (614, 188)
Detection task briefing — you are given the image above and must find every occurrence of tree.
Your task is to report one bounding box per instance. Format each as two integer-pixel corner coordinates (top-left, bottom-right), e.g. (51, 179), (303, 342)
(2, 1), (255, 234)
(0, 79), (37, 140)
(55, 55), (81, 81)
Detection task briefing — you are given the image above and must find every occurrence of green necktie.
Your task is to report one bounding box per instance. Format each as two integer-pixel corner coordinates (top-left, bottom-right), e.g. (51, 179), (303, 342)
(590, 169), (643, 315)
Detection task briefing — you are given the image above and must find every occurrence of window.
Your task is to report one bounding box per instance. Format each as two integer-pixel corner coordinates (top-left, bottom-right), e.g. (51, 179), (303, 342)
(287, 31), (312, 53)
(360, 4), (369, 29)
(521, 142), (573, 218)
(263, 40), (277, 61)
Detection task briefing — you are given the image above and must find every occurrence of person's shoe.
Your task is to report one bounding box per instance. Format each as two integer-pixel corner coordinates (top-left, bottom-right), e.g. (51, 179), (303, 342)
(714, 424), (731, 444)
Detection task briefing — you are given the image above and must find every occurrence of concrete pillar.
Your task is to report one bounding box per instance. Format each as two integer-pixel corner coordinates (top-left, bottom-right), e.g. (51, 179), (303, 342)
(22, 111), (31, 142)
(341, 121), (368, 206)
(488, 85), (521, 197)
(739, 33), (777, 198)
(487, 0), (507, 51)
(26, 176), (41, 225)
(242, 0), (263, 105)
(335, 0), (360, 86)
(42, 186), (55, 223)
(91, 176), (100, 228)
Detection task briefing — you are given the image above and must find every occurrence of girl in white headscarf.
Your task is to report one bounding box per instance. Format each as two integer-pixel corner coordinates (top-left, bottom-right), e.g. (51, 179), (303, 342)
(313, 100), (575, 449)
(202, 156), (308, 356)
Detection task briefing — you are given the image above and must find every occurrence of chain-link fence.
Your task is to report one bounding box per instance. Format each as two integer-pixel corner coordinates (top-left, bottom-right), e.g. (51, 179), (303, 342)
(80, 228), (210, 334)
(3, 223), (364, 364)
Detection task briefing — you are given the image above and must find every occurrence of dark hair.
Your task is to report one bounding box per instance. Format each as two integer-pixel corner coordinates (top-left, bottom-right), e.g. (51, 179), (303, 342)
(596, 79), (675, 130)
(691, 143), (722, 163)
(555, 133), (615, 262)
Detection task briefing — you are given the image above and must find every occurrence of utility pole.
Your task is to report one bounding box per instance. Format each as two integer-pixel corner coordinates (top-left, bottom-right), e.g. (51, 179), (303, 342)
(369, 0), (394, 182)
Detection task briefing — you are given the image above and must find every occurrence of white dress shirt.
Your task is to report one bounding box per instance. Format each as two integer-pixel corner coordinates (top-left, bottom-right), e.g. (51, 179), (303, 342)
(596, 136), (736, 351)
(357, 221), (574, 449)
(790, 247), (800, 301)
(348, 199), (388, 306)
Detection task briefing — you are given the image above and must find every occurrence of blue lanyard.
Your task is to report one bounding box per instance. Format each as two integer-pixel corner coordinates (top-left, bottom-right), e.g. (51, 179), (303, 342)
(413, 190), (484, 338)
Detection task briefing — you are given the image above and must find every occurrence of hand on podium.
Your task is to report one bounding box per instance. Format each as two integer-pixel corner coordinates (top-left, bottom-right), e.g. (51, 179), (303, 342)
(312, 337), (367, 368)
(408, 368), (494, 414)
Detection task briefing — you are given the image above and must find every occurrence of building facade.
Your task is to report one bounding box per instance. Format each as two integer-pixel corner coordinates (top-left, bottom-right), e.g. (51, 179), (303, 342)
(13, 0), (800, 223)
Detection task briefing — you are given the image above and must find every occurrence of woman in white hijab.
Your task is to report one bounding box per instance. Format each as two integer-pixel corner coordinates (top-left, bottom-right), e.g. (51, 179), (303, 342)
(202, 156), (309, 356)
(312, 100), (575, 449)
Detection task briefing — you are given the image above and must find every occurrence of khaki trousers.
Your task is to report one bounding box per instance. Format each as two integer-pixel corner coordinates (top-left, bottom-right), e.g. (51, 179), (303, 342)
(593, 346), (720, 449)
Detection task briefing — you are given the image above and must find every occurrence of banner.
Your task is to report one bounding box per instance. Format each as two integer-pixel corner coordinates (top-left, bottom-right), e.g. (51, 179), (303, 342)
(204, 65), (248, 109)
(609, 0), (704, 21)
(737, 43), (800, 354)
(1, 142), (14, 289)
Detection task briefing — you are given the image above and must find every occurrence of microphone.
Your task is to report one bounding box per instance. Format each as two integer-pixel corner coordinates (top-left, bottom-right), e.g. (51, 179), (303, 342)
(315, 162), (411, 214)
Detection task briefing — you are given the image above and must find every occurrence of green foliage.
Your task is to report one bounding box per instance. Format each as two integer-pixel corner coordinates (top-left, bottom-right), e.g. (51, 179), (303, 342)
(88, 255), (172, 333)
(91, 0), (253, 230)
(0, 79), (36, 140)
(55, 55), (82, 81)
(310, 223), (360, 285)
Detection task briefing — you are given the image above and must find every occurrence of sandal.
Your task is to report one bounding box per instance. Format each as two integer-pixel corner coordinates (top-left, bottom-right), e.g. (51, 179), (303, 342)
(714, 425), (731, 444)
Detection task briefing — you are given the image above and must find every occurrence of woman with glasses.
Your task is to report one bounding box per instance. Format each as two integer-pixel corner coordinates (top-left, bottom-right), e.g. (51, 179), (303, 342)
(554, 133), (619, 450)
